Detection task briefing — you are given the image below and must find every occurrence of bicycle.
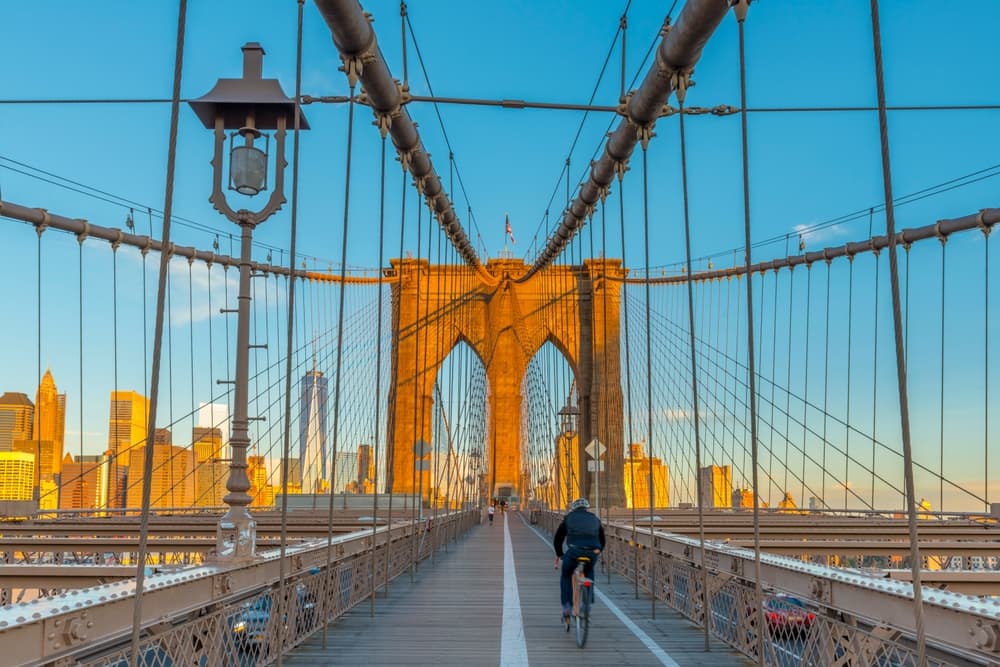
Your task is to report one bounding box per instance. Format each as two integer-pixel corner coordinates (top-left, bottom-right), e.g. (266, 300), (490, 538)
(566, 554), (595, 648)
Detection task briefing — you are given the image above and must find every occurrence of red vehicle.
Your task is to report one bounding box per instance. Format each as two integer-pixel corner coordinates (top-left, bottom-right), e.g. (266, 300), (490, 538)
(762, 594), (816, 635)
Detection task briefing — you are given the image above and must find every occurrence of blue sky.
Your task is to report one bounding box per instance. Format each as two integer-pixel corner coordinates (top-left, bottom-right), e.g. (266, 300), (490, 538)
(1, 1), (998, 509)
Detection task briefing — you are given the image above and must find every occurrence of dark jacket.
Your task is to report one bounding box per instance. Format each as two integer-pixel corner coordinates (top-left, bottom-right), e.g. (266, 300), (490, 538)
(553, 508), (606, 557)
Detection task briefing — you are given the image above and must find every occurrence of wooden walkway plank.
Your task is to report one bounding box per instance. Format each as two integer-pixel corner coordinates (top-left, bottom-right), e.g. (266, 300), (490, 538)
(285, 512), (749, 666)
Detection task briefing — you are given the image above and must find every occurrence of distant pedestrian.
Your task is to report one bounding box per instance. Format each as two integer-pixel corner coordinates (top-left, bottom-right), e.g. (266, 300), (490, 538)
(487, 504), (495, 525)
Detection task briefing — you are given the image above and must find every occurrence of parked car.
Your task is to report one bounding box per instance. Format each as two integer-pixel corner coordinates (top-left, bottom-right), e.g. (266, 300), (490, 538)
(762, 594), (816, 636)
(230, 584), (317, 653)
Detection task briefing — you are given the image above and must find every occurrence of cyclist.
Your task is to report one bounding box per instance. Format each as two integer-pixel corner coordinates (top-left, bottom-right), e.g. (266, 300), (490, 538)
(552, 498), (605, 622)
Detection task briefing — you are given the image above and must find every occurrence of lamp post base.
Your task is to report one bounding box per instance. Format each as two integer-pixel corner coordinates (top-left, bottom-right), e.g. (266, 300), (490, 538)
(215, 507), (257, 562)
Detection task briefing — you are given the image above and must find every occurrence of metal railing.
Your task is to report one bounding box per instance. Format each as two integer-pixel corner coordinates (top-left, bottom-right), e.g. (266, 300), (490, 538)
(0, 510), (476, 666)
(538, 511), (994, 666)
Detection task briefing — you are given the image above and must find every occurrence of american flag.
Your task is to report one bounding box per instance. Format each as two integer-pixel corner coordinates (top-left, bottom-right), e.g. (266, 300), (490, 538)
(505, 214), (516, 245)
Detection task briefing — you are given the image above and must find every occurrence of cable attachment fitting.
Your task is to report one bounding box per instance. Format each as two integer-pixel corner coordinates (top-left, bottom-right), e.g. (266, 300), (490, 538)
(977, 209), (993, 238)
(612, 159), (629, 182)
(76, 220), (90, 245)
(729, 0), (751, 23)
(339, 54), (365, 88)
(667, 68), (694, 105)
(397, 148), (416, 172)
(636, 123), (656, 150)
(35, 209), (51, 237)
(934, 220), (948, 245)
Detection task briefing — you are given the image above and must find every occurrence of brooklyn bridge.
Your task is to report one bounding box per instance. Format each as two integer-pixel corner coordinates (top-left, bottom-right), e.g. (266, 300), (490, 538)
(0, 0), (997, 665)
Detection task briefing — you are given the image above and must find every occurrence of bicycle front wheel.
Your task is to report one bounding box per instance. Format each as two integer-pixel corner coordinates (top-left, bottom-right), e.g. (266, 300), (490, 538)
(574, 583), (590, 648)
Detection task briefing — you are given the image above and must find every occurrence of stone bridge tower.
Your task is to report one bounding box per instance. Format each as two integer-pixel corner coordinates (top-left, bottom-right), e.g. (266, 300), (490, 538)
(386, 257), (626, 507)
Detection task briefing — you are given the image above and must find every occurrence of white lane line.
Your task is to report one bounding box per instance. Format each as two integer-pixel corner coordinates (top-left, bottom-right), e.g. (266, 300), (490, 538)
(520, 514), (681, 667)
(501, 512), (530, 667)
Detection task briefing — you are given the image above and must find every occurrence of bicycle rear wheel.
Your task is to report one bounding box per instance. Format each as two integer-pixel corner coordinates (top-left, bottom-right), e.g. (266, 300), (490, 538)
(574, 581), (590, 648)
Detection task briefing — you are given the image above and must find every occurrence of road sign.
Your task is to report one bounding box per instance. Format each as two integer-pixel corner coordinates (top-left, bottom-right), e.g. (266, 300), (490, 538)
(413, 439), (431, 457)
(587, 460), (605, 472)
(584, 439), (606, 459)
(414, 460), (431, 471)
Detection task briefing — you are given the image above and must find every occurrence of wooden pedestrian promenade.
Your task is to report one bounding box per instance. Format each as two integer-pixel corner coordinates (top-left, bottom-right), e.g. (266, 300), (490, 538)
(286, 511), (749, 666)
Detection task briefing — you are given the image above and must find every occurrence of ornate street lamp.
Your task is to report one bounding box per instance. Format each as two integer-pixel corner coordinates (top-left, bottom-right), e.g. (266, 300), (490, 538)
(189, 43), (308, 561)
(558, 404), (580, 439)
(557, 404), (579, 507)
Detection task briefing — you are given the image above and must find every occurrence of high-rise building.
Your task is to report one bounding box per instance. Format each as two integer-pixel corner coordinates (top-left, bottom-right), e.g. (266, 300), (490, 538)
(108, 391), (150, 507)
(124, 428), (194, 510)
(0, 392), (33, 452)
(331, 451), (359, 493)
(0, 451), (35, 500)
(699, 464), (732, 509)
(33, 369), (66, 465)
(623, 442), (669, 508)
(192, 427), (226, 507)
(357, 444), (374, 487)
(299, 369), (328, 494)
(197, 403), (230, 453)
(12, 438), (59, 505)
(248, 455), (271, 507)
(60, 452), (111, 511)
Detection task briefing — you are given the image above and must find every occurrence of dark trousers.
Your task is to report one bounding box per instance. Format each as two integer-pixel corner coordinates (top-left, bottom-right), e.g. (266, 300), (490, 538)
(560, 546), (599, 609)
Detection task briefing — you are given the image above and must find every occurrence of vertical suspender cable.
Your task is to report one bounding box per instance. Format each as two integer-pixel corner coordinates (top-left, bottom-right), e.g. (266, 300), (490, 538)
(600, 200), (612, 585)
(410, 185), (424, 580)
(130, 2), (186, 663)
(872, 248), (880, 508)
(845, 258), (854, 508)
(801, 266), (811, 506)
(677, 101), (711, 650)
(370, 132), (388, 617)
(640, 145), (656, 619)
(277, 2), (305, 659)
(618, 174), (639, 599)
(321, 82), (357, 648)
(783, 267), (794, 496)
(732, 3), (765, 663)
(386, 155), (408, 596)
(78, 235), (84, 494)
(869, 1), (927, 662)
(939, 240), (946, 511)
(820, 263), (831, 507)
(986, 229), (991, 510)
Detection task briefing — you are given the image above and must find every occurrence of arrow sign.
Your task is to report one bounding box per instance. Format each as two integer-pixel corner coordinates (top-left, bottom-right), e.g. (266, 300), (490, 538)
(413, 439), (431, 457)
(584, 439), (606, 459)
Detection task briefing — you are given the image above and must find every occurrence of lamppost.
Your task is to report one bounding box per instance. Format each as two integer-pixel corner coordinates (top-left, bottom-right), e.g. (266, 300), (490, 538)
(558, 404), (579, 509)
(189, 43), (309, 560)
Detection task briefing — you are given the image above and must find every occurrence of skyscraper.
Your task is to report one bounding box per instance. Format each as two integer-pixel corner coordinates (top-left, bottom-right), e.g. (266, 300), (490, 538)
(0, 392), (33, 452)
(60, 452), (111, 512)
(107, 391), (150, 507)
(0, 451), (35, 500)
(192, 427), (226, 507)
(124, 428), (194, 510)
(299, 369), (328, 494)
(623, 442), (670, 508)
(699, 464), (732, 509)
(33, 369), (66, 461)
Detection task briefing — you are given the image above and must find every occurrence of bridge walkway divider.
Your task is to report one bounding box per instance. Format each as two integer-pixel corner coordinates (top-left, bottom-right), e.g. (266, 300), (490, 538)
(286, 510), (748, 666)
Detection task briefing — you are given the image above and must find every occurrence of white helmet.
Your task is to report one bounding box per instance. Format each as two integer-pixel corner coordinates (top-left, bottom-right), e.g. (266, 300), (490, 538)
(568, 497), (590, 511)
